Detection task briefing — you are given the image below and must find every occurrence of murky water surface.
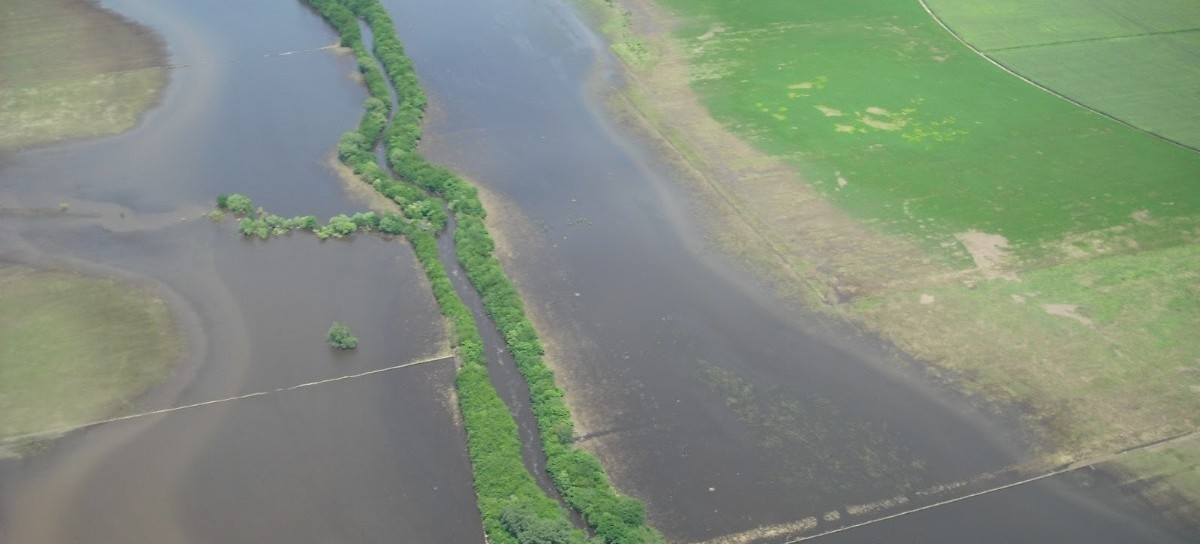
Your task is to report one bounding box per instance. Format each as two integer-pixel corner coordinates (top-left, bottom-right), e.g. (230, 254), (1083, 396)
(383, 0), (1193, 541)
(0, 0), (1192, 542)
(0, 1), (479, 542)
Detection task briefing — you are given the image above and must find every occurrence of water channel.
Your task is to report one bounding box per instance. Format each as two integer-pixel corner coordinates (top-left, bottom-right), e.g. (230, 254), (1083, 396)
(0, 0), (1193, 542)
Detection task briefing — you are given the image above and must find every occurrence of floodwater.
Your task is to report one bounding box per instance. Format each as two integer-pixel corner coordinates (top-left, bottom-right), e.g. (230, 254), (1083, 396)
(380, 0), (1196, 541)
(0, 0), (481, 542)
(0, 0), (1192, 542)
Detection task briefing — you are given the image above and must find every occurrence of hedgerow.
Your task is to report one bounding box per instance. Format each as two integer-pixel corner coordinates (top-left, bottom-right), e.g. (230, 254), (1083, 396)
(305, 0), (664, 540)
(330, 1), (665, 538)
(309, 0), (667, 537)
(305, 1), (592, 542)
(340, 2), (667, 537)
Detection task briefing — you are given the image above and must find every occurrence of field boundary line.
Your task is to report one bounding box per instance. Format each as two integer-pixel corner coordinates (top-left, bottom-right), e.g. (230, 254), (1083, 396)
(917, 0), (1199, 153)
(1, 44), (342, 85)
(986, 27), (1200, 53)
(1, 353), (455, 446)
(772, 429), (1199, 543)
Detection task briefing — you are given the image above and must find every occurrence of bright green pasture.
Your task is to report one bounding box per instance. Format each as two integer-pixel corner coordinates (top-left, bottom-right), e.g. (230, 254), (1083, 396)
(658, 0), (1200, 259)
(926, 0), (1200, 149)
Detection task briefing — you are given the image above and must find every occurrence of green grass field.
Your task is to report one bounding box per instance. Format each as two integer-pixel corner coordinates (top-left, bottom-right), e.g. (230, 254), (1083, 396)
(658, 0), (1200, 262)
(0, 267), (180, 443)
(925, 0), (1200, 150)
(0, 0), (166, 151)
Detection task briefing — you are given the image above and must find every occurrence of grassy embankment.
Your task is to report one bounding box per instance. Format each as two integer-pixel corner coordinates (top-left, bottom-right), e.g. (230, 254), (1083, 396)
(0, 267), (180, 448)
(302, 0), (663, 541)
(0, 0), (167, 151)
(592, 0), (1200, 509)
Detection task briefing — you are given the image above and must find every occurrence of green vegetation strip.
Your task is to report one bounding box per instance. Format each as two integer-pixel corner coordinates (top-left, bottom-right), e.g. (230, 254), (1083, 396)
(304, 0), (663, 541)
(0, 266), (180, 442)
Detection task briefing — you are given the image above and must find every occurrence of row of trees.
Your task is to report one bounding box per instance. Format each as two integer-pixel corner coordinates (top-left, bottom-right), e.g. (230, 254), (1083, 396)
(305, 0), (665, 541)
(303, 1), (587, 542)
(216, 194), (411, 240)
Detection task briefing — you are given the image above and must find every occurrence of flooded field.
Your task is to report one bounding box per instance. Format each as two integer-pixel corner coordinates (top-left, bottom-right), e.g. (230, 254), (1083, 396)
(0, 0), (1193, 542)
(0, 0), (481, 541)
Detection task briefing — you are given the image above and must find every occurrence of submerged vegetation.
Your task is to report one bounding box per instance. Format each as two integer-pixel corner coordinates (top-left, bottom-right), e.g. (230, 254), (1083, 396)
(0, 266), (180, 447)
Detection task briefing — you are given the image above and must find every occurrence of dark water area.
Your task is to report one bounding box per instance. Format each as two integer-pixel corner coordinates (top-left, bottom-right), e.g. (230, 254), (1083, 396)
(0, 0), (1192, 541)
(0, 0), (482, 542)
(379, 0), (1196, 541)
(817, 469), (1186, 544)
(3, 0), (365, 219)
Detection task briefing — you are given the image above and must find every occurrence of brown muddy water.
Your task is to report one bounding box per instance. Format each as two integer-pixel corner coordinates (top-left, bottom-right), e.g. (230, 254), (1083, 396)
(381, 0), (1196, 541)
(0, 0), (1192, 542)
(0, 0), (481, 542)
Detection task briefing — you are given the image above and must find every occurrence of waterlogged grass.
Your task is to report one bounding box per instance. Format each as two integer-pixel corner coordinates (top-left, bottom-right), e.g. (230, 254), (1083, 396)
(656, 0), (1200, 258)
(0, 0), (166, 151)
(851, 243), (1200, 453)
(1118, 434), (1200, 520)
(0, 267), (180, 441)
(0, 70), (165, 151)
(924, 0), (1200, 149)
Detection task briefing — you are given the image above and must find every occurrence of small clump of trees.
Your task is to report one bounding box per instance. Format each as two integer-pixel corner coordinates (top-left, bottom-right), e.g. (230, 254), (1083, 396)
(326, 322), (359, 349)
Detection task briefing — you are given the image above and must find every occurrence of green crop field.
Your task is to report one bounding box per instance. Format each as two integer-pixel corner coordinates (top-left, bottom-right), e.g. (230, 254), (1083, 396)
(657, 0), (1200, 262)
(924, 0), (1200, 150)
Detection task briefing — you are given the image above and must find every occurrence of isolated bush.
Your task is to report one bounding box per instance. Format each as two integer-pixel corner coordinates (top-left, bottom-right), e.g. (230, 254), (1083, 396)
(326, 322), (359, 349)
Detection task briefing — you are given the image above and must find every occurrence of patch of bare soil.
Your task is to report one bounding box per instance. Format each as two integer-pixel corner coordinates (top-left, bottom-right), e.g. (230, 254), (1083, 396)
(954, 230), (1016, 280)
(1041, 304), (1093, 327)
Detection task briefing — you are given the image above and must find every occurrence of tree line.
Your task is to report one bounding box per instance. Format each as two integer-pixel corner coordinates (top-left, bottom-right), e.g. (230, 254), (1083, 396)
(304, 0), (663, 541)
